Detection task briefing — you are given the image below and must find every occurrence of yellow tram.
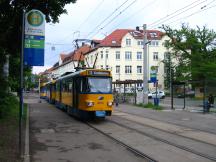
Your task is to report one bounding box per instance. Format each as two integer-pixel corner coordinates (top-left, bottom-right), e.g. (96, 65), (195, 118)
(39, 82), (47, 99)
(45, 69), (113, 119)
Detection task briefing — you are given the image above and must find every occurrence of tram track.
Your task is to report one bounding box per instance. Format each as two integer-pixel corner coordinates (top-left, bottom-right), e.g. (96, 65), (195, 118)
(115, 109), (216, 135)
(112, 113), (216, 148)
(107, 117), (216, 161)
(85, 121), (158, 162)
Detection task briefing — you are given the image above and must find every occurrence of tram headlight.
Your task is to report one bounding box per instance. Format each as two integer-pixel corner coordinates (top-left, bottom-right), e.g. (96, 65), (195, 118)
(107, 101), (113, 106)
(86, 101), (94, 107)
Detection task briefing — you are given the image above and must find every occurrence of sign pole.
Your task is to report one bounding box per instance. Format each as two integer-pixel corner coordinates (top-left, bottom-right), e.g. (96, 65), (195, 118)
(19, 9), (25, 156)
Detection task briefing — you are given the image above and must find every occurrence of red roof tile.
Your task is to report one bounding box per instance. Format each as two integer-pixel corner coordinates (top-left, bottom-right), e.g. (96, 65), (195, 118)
(60, 53), (67, 61)
(99, 29), (133, 47)
(99, 29), (163, 47)
(63, 45), (91, 63)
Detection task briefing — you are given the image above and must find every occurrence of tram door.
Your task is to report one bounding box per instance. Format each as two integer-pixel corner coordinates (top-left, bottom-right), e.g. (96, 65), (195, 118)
(59, 80), (62, 103)
(73, 77), (80, 108)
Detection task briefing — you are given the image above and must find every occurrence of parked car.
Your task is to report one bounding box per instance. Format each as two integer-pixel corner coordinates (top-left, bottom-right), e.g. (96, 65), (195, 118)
(148, 91), (165, 99)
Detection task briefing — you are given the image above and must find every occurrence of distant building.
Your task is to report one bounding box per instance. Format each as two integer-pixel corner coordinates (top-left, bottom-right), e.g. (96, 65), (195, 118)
(51, 44), (91, 78)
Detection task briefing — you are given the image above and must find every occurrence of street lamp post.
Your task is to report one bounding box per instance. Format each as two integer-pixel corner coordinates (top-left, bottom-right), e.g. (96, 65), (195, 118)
(143, 24), (148, 104)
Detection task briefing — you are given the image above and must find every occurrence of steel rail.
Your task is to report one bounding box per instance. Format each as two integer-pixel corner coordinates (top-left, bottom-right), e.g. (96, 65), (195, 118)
(113, 113), (216, 148)
(108, 118), (216, 161)
(85, 122), (158, 162)
(115, 109), (216, 135)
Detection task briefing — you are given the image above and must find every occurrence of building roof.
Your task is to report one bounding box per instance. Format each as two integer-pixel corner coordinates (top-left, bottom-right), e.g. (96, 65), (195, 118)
(39, 66), (53, 76)
(98, 29), (164, 47)
(99, 29), (133, 47)
(63, 44), (91, 63)
(60, 53), (67, 61)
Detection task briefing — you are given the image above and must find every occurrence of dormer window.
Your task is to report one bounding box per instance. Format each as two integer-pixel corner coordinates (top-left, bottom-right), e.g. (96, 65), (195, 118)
(112, 40), (116, 44)
(126, 39), (131, 46)
(149, 32), (158, 38)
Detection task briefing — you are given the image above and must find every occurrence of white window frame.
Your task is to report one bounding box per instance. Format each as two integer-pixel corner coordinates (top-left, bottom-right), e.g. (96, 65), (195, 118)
(116, 51), (120, 60)
(125, 51), (132, 60)
(137, 40), (143, 46)
(106, 51), (108, 59)
(137, 66), (142, 74)
(125, 66), (132, 74)
(116, 65), (120, 74)
(101, 52), (103, 59)
(153, 52), (159, 61)
(126, 38), (131, 46)
(137, 52), (142, 60)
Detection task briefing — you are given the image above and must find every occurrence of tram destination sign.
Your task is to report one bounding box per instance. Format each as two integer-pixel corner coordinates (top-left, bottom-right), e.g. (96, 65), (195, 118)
(24, 9), (45, 66)
(89, 71), (110, 76)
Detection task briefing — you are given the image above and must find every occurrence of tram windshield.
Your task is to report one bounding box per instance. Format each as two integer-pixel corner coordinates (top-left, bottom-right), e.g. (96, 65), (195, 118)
(81, 77), (112, 93)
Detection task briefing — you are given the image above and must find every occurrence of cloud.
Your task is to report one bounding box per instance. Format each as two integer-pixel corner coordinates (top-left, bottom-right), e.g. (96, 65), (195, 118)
(32, 66), (52, 74)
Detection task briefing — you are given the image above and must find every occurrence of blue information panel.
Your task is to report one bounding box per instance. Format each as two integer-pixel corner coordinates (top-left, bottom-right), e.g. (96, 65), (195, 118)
(24, 48), (44, 66)
(24, 35), (44, 66)
(150, 73), (157, 83)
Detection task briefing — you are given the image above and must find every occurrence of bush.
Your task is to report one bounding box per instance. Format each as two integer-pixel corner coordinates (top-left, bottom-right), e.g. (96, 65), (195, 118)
(0, 94), (19, 119)
(137, 102), (163, 110)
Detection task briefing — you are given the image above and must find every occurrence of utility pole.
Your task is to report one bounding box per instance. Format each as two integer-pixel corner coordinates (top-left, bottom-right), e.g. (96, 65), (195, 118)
(143, 24), (148, 104)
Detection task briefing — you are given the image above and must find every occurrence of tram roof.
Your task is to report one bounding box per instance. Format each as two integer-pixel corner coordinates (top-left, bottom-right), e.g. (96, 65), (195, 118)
(56, 68), (111, 81)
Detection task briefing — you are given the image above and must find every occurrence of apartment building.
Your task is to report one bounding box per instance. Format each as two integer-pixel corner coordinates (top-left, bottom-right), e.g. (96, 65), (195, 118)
(84, 29), (169, 90)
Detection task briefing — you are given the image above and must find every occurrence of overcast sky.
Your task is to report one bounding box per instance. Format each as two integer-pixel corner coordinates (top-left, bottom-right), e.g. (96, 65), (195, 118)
(33, 0), (216, 74)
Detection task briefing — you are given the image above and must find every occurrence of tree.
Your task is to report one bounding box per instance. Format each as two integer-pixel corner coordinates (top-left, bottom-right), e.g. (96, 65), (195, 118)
(161, 24), (216, 84)
(0, 0), (77, 92)
(0, 0), (77, 117)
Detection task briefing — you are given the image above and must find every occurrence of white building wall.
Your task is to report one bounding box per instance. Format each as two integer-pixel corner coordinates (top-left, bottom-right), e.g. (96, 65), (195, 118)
(51, 61), (77, 78)
(85, 34), (170, 90)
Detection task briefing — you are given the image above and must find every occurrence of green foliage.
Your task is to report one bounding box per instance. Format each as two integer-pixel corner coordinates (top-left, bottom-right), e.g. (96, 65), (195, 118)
(161, 24), (216, 83)
(0, 0), (77, 94)
(0, 94), (19, 119)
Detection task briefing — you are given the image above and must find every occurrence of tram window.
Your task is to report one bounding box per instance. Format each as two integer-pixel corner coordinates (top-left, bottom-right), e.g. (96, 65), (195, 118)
(81, 78), (90, 92)
(56, 82), (60, 91)
(81, 77), (111, 93)
(62, 80), (66, 91)
(69, 82), (73, 91)
(74, 77), (81, 93)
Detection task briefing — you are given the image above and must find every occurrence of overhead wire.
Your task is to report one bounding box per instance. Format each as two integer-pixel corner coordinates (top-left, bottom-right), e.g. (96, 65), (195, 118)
(45, 42), (77, 65)
(85, 0), (130, 38)
(107, 0), (158, 34)
(89, 0), (138, 39)
(76, 0), (105, 30)
(52, 0), (105, 44)
(166, 1), (216, 26)
(149, 0), (207, 28)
